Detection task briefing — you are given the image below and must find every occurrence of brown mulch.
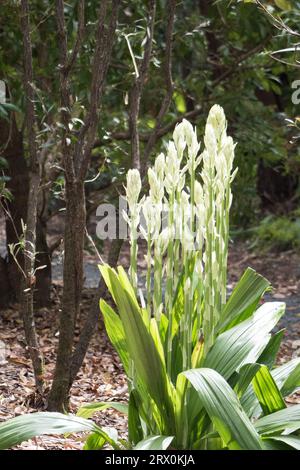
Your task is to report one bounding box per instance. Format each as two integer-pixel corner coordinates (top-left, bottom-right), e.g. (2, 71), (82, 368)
(0, 288), (128, 450)
(0, 241), (299, 449)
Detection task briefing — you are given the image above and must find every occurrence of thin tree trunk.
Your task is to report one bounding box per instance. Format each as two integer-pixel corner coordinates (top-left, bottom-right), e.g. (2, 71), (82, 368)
(21, 174), (45, 393)
(47, 181), (85, 411)
(20, 0), (44, 393)
(69, 237), (123, 385)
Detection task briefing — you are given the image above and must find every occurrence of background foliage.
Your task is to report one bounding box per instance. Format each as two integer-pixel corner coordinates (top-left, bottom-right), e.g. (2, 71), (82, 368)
(1, 0), (300, 246)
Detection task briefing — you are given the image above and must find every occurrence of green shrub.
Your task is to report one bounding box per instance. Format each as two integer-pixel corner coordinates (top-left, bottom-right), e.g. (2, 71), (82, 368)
(253, 215), (300, 251)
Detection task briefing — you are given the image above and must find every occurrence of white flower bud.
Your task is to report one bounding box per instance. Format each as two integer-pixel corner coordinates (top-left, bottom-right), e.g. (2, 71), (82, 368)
(230, 167), (238, 182)
(184, 277), (191, 295)
(157, 226), (173, 254)
(204, 123), (217, 158)
(181, 119), (195, 146)
(181, 189), (190, 207)
(154, 153), (165, 182)
(215, 152), (227, 179)
(182, 226), (194, 251)
(195, 260), (203, 277)
(142, 196), (158, 237)
(126, 169), (141, 208)
(223, 136), (235, 171)
(173, 122), (187, 158)
(194, 181), (203, 206)
(165, 141), (181, 193)
(148, 167), (164, 203)
(207, 104), (226, 141)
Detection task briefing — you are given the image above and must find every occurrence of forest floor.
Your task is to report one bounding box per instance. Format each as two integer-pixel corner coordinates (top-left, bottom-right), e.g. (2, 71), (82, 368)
(0, 240), (300, 449)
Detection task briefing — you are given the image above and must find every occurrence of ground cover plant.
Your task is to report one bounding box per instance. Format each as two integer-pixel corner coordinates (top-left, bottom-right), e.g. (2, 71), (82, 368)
(1, 106), (300, 450)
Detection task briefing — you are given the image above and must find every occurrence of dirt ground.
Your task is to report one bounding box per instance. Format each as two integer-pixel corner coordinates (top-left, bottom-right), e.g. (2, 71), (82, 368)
(0, 240), (300, 449)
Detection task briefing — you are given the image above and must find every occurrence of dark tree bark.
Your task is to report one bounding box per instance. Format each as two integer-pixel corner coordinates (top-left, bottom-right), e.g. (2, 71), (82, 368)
(20, 0), (44, 393)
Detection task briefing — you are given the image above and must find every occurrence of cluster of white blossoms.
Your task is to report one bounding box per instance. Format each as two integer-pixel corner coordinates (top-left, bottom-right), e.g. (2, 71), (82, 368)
(123, 104), (236, 359)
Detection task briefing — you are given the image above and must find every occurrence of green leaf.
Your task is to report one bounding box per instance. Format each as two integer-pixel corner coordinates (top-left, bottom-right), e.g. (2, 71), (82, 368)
(233, 363), (262, 398)
(257, 329), (285, 369)
(241, 358), (300, 418)
(274, 0), (292, 11)
(100, 299), (130, 374)
(264, 435), (300, 450)
(84, 426), (119, 450)
(204, 302), (285, 380)
(128, 390), (143, 445)
(77, 401), (128, 420)
(1, 102), (20, 113)
(83, 432), (106, 450)
(173, 91), (186, 113)
(134, 435), (174, 450)
(278, 359), (300, 397)
(99, 265), (174, 429)
(252, 365), (286, 415)
(0, 412), (97, 450)
(183, 368), (262, 450)
(255, 404), (300, 435)
(218, 268), (270, 332)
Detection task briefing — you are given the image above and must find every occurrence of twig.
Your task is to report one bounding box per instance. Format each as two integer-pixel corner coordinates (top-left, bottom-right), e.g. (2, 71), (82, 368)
(128, 0), (156, 171)
(142, 0), (176, 172)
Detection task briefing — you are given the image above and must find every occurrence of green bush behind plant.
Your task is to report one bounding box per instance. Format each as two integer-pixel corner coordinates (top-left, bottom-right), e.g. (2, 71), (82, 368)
(0, 106), (300, 451)
(253, 215), (300, 252)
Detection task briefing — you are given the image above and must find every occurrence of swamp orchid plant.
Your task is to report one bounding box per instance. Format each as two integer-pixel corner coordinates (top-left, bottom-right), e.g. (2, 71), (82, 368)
(1, 105), (300, 451)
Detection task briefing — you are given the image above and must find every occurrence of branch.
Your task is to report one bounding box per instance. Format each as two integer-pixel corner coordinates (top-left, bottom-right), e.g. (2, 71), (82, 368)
(55, 0), (75, 182)
(21, 0), (38, 171)
(128, 0), (156, 171)
(256, 1), (300, 38)
(93, 36), (271, 150)
(76, 0), (120, 180)
(142, 0), (176, 172)
(65, 0), (85, 73)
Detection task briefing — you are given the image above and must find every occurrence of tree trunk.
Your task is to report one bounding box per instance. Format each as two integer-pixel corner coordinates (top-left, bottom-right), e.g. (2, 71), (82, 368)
(70, 237), (123, 385)
(0, 116), (52, 307)
(47, 181), (86, 412)
(35, 217), (51, 307)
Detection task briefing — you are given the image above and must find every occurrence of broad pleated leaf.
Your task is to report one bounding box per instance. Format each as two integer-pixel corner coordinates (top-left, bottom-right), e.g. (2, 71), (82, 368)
(255, 404), (300, 435)
(83, 432), (106, 450)
(134, 435), (174, 450)
(128, 390), (143, 445)
(83, 427), (119, 450)
(276, 359), (300, 397)
(204, 302), (285, 380)
(252, 365), (286, 415)
(264, 435), (300, 450)
(257, 329), (285, 369)
(183, 368), (263, 450)
(99, 265), (174, 428)
(100, 299), (129, 374)
(233, 363), (261, 398)
(272, 358), (300, 391)
(241, 358), (300, 418)
(218, 268), (270, 332)
(0, 412), (102, 450)
(77, 401), (128, 420)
